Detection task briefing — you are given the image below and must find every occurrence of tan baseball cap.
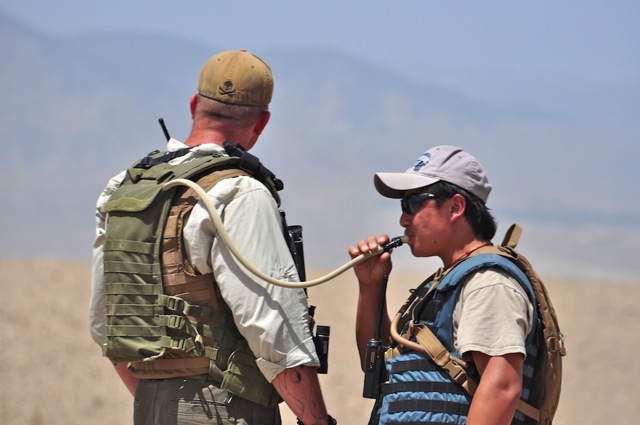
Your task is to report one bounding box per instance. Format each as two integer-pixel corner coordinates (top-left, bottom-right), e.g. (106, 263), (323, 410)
(374, 145), (492, 203)
(198, 49), (274, 107)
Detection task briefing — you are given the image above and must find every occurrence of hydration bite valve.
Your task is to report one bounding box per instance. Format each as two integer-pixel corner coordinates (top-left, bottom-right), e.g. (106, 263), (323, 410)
(382, 235), (409, 252)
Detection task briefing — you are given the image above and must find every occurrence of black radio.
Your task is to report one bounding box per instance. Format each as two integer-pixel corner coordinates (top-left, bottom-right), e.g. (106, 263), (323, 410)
(288, 225), (330, 374)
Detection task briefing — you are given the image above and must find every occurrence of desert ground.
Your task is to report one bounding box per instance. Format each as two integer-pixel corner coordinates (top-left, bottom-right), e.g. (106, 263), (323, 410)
(1, 260), (638, 425)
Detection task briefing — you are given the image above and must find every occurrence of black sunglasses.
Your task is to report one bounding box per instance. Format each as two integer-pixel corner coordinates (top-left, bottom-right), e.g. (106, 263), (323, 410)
(401, 192), (437, 215)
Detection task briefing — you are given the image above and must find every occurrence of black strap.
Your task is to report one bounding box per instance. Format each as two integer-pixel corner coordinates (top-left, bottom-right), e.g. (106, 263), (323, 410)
(374, 275), (389, 341)
(390, 358), (440, 374)
(296, 414), (337, 425)
(134, 147), (192, 169)
(388, 398), (469, 416)
(381, 380), (458, 395)
(223, 141), (283, 191)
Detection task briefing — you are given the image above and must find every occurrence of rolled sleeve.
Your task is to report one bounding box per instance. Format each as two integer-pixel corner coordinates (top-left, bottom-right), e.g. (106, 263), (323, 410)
(256, 336), (320, 382)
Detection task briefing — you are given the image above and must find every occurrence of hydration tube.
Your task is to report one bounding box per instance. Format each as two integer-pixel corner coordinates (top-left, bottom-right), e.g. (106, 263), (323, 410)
(163, 178), (408, 288)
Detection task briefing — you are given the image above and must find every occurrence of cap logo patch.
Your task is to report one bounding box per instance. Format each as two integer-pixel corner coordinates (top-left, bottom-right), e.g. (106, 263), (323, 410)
(218, 80), (236, 98)
(413, 152), (431, 172)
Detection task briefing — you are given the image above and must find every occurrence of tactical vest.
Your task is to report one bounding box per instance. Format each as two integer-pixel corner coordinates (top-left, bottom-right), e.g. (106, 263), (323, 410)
(373, 254), (541, 425)
(101, 148), (285, 407)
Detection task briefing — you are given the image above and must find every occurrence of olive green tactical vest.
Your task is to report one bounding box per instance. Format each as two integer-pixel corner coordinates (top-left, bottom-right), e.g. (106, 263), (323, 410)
(101, 150), (283, 406)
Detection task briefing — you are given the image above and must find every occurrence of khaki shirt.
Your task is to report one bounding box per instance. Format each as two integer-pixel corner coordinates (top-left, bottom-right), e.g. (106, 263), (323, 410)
(453, 267), (534, 359)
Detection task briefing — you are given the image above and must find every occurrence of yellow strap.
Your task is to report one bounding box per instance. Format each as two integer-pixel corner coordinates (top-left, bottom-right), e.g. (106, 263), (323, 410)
(501, 223), (522, 249)
(517, 399), (542, 422)
(412, 323), (476, 395)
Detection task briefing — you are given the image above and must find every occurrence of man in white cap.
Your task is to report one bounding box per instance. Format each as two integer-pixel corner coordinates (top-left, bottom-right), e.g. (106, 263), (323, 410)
(90, 50), (334, 425)
(349, 145), (537, 425)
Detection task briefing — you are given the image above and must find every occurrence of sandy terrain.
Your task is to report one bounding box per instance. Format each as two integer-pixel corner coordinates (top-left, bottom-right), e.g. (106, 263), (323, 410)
(1, 260), (638, 425)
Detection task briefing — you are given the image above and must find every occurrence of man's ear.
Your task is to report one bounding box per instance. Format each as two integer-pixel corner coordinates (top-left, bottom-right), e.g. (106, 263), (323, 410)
(449, 194), (466, 222)
(189, 94), (199, 119)
(253, 111), (271, 135)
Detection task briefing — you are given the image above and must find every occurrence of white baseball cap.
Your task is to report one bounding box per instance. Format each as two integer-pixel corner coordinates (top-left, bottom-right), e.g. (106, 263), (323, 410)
(374, 145), (492, 203)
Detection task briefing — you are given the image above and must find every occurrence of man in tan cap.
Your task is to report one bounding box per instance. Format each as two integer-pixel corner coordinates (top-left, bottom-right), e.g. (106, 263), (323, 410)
(349, 145), (539, 425)
(90, 50), (335, 425)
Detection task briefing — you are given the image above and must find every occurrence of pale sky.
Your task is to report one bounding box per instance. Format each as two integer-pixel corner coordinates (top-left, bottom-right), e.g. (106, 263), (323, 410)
(2, 0), (638, 107)
(2, 1), (639, 280)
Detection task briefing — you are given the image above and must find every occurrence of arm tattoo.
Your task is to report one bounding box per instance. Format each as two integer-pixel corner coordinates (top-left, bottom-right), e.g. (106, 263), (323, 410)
(274, 367), (326, 423)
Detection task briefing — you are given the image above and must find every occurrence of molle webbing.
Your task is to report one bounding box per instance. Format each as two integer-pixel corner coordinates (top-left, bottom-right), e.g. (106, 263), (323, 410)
(128, 168), (249, 379)
(102, 153), (240, 364)
(373, 351), (472, 425)
(381, 358), (470, 400)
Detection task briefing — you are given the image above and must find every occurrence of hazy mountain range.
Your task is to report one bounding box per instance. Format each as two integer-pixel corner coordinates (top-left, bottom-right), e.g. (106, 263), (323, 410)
(1, 10), (638, 281)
